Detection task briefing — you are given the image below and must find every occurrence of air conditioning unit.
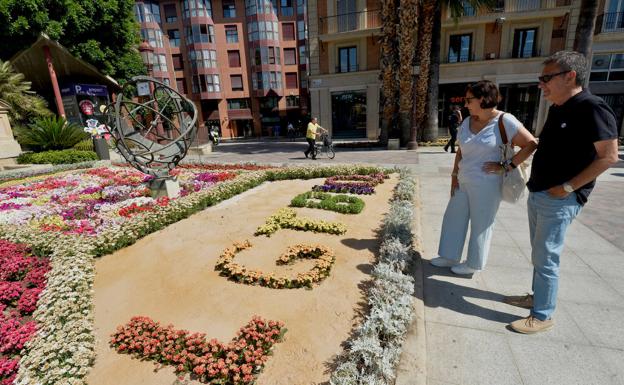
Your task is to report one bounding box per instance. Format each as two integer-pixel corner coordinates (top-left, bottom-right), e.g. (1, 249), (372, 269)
(486, 52), (497, 60)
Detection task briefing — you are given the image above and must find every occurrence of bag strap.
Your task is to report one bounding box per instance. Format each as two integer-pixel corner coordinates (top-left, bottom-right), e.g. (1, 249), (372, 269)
(497, 112), (509, 145)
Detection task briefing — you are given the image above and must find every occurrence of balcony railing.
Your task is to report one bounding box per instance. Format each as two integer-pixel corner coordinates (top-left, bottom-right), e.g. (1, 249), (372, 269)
(335, 64), (359, 73)
(319, 9), (380, 35)
(454, 0), (570, 17)
(595, 12), (624, 34)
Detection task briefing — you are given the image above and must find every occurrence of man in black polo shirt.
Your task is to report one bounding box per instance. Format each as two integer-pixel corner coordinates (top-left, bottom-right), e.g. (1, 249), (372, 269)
(505, 51), (619, 334)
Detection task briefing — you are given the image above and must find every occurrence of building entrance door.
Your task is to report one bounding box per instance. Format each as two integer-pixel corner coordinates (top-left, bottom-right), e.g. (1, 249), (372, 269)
(331, 90), (367, 138)
(499, 84), (540, 133)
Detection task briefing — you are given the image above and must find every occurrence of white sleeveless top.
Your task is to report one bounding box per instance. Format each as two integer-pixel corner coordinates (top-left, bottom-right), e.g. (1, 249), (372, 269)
(457, 113), (522, 183)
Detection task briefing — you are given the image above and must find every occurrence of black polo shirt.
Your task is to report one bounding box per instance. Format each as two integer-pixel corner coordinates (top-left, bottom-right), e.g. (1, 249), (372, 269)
(527, 89), (618, 205)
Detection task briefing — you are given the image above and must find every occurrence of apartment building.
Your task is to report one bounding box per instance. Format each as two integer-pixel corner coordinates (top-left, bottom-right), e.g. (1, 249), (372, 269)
(134, 0), (310, 142)
(307, 0), (381, 139)
(309, 0), (624, 140)
(589, 0), (624, 136)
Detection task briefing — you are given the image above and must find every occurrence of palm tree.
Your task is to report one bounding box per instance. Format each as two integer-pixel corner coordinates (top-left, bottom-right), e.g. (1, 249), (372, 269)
(398, 0), (419, 145)
(379, 0), (401, 146)
(414, 0), (496, 144)
(573, 0), (599, 60)
(0, 59), (51, 126)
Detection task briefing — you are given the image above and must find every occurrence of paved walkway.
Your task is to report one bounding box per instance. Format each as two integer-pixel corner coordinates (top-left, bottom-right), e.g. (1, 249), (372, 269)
(115, 141), (624, 385)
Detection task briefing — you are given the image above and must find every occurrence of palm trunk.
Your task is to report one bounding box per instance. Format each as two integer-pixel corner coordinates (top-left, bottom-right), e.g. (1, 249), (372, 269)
(424, 1), (441, 142)
(379, 0), (401, 146)
(410, 0), (435, 146)
(398, 0), (418, 146)
(573, 0), (599, 86)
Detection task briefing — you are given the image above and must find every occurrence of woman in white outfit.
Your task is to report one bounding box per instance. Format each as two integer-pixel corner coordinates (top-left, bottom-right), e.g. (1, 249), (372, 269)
(430, 81), (538, 275)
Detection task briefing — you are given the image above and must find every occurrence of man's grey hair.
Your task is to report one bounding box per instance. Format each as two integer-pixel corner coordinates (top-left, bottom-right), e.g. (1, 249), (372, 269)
(543, 51), (587, 86)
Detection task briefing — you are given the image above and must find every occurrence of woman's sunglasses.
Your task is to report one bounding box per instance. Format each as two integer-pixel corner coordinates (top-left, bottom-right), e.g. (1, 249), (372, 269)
(538, 70), (571, 83)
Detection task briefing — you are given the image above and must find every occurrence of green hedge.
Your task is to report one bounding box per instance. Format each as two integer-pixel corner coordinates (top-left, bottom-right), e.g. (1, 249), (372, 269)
(17, 149), (99, 165)
(290, 191), (365, 214)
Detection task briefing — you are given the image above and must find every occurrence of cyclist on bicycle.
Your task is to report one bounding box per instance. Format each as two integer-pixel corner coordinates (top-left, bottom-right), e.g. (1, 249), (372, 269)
(304, 117), (327, 160)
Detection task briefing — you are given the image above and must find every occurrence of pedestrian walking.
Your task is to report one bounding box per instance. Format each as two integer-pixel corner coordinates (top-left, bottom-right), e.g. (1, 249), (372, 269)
(505, 51), (619, 334)
(444, 105), (462, 153)
(304, 117), (326, 160)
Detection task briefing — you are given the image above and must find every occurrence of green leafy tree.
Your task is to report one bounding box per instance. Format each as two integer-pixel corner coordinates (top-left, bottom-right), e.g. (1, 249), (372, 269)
(0, 59), (52, 126)
(0, 0), (145, 83)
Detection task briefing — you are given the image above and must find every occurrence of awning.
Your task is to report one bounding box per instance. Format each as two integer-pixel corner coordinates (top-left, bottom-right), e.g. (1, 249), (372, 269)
(228, 109), (253, 120)
(10, 33), (120, 93)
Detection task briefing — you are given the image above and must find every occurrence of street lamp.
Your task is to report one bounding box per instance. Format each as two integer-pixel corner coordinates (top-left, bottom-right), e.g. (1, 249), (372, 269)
(138, 40), (154, 75)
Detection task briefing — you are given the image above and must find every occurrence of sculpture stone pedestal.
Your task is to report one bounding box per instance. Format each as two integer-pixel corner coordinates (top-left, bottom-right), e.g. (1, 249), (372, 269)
(387, 138), (400, 150)
(0, 101), (22, 159)
(149, 177), (181, 199)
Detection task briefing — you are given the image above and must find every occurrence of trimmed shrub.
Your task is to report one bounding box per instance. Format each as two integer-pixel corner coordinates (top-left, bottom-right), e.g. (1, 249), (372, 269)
(290, 191), (365, 214)
(17, 150), (98, 165)
(16, 116), (89, 151)
(73, 139), (94, 151)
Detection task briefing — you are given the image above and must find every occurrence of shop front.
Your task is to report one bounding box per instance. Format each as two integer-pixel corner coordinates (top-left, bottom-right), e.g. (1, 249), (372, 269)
(330, 90), (367, 138)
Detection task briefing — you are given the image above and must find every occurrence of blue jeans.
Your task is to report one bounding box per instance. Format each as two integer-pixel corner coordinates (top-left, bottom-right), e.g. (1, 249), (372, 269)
(438, 179), (502, 270)
(528, 191), (582, 321)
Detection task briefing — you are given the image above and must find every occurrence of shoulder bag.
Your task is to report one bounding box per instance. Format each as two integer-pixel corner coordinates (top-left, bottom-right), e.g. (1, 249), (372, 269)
(498, 113), (528, 203)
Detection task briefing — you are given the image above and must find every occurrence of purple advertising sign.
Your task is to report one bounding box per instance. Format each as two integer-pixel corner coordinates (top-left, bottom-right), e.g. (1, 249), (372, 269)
(60, 84), (109, 97)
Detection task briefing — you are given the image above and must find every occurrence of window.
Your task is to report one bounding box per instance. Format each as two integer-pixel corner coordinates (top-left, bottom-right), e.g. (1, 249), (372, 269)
(260, 96), (279, 108)
(590, 53), (624, 82)
(448, 33), (472, 63)
(154, 54), (168, 72)
(512, 28), (537, 58)
(281, 0), (293, 16)
(228, 98), (250, 109)
(194, 74), (221, 93)
(167, 29), (180, 47)
(225, 25), (238, 43)
(176, 78), (187, 94)
(186, 24), (215, 44)
(253, 71), (282, 90)
(297, 20), (306, 40)
(285, 72), (298, 88)
(297, 0), (305, 14)
(172, 54), (184, 70)
(299, 70), (308, 88)
(144, 1), (161, 23)
(189, 49), (217, 68)
(183, 0), (212, 18)
(164, 4), (177, 22)
(282, 23), (295, 40)
(223, 0), (236, 17)
(462, 1), (476, 16)
(299, 45), (307, 66)
(141, 28), (164, 48)
(338, 46), (357, 72)
(247, 21), (279, 41)
(284, 48), (296, 65)
(286, 95), (299, 107)
(250, 46), (281, 65)
(230, 75), (244, 91)
(228, 50), (241, 67)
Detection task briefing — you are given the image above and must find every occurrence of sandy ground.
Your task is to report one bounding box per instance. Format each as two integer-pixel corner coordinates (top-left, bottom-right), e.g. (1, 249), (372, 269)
(87, 174), (398, 385)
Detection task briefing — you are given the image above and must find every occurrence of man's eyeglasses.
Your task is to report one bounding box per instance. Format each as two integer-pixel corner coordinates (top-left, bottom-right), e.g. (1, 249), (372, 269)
(538, 70), (571, 83)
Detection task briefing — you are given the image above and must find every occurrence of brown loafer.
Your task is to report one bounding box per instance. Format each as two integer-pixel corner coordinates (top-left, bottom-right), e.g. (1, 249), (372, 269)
(503, 294), (533, 309)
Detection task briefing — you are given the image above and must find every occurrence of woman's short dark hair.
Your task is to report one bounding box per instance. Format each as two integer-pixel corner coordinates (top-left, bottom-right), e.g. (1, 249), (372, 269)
(465, 80), (500, 109)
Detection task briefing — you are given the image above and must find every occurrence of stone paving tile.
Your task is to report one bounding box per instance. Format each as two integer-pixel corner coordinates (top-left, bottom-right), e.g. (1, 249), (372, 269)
(564, 302), (624, 350)
(594, 347), (624, 385)
(558, 270), (624, 306)
(507, 336), (620, 385)
(426, 323), (523, 385)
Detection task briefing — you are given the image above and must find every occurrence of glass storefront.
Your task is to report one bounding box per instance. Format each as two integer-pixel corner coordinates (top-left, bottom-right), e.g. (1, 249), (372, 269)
(331, 90), (367, 138)
(498, 83), (540, 133)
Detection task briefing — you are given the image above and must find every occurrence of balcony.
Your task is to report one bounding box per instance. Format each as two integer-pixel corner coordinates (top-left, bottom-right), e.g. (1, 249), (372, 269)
(595, 12), (624, 34)
(319, 9), (380, 36)
(446, 0), (571, 22)
(335, 64), (359, 73)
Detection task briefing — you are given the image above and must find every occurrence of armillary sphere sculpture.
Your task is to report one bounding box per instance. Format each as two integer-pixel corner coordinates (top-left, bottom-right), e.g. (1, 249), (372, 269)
(107, 76), (198, 197)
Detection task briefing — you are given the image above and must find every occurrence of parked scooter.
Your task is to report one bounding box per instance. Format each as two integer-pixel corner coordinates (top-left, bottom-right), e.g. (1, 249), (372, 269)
(208, 126), (220, 145)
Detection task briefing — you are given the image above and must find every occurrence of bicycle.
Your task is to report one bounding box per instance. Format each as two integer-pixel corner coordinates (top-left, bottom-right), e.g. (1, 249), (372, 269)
(313, 133), (335, 159)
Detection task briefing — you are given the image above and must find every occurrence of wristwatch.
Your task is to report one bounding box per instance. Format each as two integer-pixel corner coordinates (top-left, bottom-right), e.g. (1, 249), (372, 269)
(562, 182), (574, 193)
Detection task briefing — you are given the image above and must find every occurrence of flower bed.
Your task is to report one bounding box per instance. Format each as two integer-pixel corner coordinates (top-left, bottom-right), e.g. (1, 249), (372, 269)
(254, 208), (347, 237)
(0, 240), (50, 385)
(325, 172), (387, 187)
(215, 241), (335, 289)
(0, 164), (386, 385)
(312, 183), (375, 195)
(290, 191), (365, 214)
(0, 166), (235, 236)
(110, 315), (285, 384)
